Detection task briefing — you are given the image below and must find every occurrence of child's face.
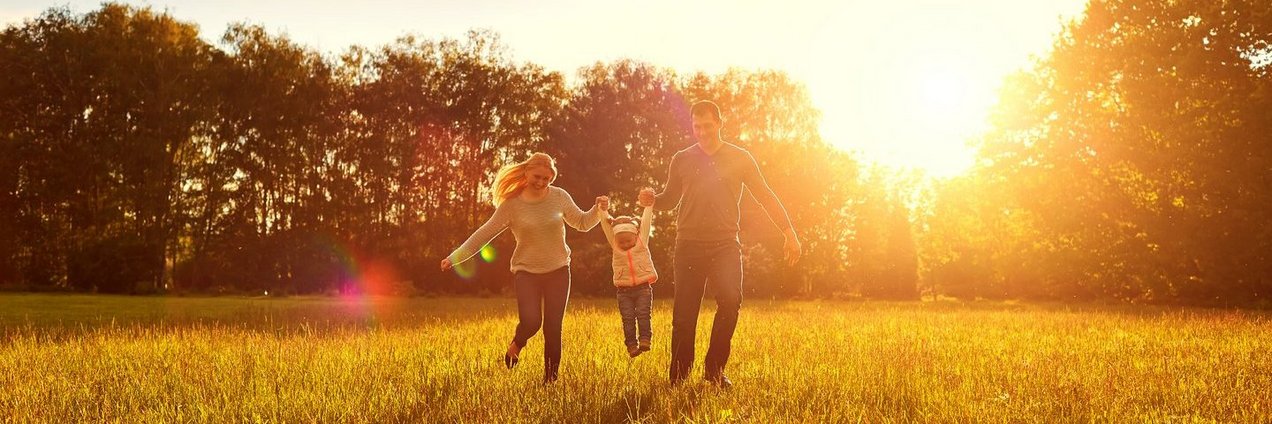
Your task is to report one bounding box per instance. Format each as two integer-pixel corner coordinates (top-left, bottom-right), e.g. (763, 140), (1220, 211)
(616, 232), (637, 251)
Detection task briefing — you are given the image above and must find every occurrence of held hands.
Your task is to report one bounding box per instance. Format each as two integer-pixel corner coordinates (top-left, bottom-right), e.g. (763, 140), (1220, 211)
(595, 195), (610, 211)
(637, 188), (655, 208)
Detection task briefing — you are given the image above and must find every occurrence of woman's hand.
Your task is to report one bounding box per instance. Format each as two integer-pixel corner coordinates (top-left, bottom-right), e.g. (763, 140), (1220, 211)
(440, 258), (453, 271)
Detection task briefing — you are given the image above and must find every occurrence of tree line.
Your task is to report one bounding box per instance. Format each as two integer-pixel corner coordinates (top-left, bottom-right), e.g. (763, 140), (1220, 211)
(920, 0), (1272, 304)
(2, 1), (1268, 304)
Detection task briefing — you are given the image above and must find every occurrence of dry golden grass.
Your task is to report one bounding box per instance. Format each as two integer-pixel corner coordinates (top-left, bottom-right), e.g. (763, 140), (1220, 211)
(0, 294), (1268, 422)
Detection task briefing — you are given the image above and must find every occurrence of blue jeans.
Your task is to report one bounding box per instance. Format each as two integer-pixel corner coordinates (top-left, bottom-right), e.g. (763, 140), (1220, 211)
(669, 239), (743, 382)
(616, 283), (653, 347)
(512, 266), (571, 380)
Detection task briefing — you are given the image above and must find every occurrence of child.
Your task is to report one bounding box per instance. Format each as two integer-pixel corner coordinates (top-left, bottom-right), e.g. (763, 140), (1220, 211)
(599, 205), (658, 358)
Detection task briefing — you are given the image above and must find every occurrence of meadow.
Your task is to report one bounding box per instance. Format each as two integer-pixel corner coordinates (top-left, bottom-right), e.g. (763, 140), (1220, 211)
(0, 294), (1268, 423)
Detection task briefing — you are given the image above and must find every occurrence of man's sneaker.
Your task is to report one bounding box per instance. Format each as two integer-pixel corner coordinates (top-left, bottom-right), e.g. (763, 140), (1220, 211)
(704, 373), (733, 389)
(670, 370), (688, 386)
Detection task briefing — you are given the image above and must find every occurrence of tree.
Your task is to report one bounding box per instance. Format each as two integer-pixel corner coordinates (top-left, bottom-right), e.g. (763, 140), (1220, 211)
(344, 30), (567, 294)
(968, 0), (1272, 302)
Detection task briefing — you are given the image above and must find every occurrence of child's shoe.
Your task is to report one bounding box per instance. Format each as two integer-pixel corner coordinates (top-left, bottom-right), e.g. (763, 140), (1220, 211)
(638, 338), (651, 352)
(627, 344), (642, 358)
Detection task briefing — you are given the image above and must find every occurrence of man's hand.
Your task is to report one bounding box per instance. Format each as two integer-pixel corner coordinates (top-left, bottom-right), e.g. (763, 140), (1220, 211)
(783, 229), (802, 265)
(638, 188), (655, 208)
(596, 195), (610, 211)
(440, 258), (453, 271)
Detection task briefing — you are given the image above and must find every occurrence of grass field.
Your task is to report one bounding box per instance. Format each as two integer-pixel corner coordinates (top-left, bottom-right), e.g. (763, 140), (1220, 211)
(0, 294), (1268, 423)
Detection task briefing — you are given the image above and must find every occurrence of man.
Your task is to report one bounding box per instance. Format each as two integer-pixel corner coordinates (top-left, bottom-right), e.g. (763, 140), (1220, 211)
(638, 100), (801, 388)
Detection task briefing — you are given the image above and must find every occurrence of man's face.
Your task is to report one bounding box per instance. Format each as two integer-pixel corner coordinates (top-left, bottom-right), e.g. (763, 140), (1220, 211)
(692, 113), (721, 142)
(526, 166), (553, 190)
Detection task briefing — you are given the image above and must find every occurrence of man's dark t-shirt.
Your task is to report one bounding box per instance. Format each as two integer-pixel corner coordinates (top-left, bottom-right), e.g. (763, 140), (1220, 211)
(654, 142), (793, 242)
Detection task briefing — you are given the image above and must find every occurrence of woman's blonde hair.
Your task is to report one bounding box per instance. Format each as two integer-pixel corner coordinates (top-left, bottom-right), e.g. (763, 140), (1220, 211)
(491, 152), (557, 206)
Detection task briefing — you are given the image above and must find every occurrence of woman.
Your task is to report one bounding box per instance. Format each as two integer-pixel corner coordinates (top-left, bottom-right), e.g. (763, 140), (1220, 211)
(442, 152), (607, 384)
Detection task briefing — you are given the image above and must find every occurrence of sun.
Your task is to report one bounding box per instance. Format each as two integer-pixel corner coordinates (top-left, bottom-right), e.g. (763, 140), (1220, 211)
(805, 54), (985, 179)
(791, 2), (1043, 180)
(917, 72), (966, 117)
(899, 60), (992, 177)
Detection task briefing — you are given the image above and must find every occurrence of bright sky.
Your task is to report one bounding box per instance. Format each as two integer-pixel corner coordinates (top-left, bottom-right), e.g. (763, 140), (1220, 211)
(3, 0), (1089, 178)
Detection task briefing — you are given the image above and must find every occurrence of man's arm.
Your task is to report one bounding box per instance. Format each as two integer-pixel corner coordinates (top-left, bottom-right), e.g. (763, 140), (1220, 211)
(648, 154), (684, 211)
(741, 151), (801, 264)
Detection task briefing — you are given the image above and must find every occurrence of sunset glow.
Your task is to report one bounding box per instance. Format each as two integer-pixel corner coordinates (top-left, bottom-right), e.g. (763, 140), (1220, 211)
(793, 1), (1085, 177)
(2, 0), (1087, 179)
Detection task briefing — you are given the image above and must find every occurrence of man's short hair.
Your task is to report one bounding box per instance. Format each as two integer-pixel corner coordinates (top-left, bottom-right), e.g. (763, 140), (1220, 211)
(690, 100), (723, 123)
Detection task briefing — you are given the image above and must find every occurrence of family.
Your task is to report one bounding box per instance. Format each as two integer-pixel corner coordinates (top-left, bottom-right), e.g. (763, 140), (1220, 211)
(440, 101), (801, 386)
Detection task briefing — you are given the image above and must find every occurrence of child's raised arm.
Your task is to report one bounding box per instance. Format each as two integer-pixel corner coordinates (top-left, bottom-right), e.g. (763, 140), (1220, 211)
(598, 208), (621, 252)
(638, 206), (654, 245)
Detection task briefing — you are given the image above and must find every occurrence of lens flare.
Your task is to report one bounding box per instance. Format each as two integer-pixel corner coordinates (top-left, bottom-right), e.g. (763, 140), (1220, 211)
(309, 234), (407, 324)
(453, 258), (477, 279)
(480, 245), (497, 263)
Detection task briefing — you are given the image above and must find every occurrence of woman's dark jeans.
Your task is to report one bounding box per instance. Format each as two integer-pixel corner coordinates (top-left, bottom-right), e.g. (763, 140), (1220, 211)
(512, 266), (571, 380)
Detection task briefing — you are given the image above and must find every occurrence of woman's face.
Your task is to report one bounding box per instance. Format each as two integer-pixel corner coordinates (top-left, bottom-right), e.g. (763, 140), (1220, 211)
(526, 166), (554, 190)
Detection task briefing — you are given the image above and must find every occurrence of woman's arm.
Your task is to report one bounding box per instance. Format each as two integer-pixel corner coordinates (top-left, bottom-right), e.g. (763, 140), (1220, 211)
(559, 188), (602, 231)
(443, 202), (512, 269)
